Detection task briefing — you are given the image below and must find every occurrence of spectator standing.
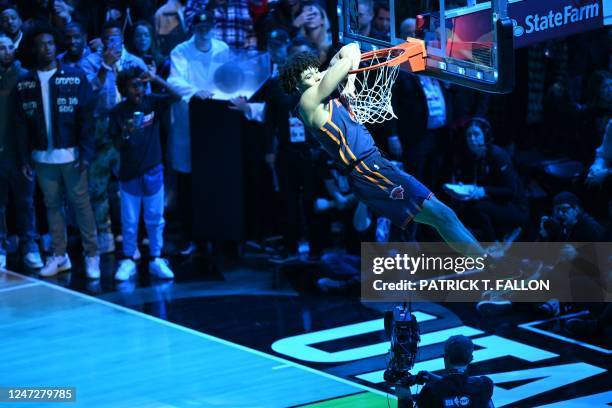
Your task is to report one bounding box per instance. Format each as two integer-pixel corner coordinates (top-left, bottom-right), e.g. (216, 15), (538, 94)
(356, 0), (373, 37)
(15, 26), (99, 278)
(1, 7), (29, 67)
(81, 20), (148, 254)
(110, 67), (180, 280)
(371, 3), (390, 41)
(398, 17), (415, 39)
(20, 0), (74, 30)
(264, 0), (303, 40)
(187, 0), (257, 49)
(129, 20), (166, 71)
(261, 36), (325, 259)
(154, 0), (188, 57)
(389, 71), (449, 189)
(58, 22), (90, 70)
(248, 0), (270, 50)
(0, 7), (23, 48)
(0, 34), (42, 270)
(297, 2), (330, 63)
(167, 11), (229, 253)
(208, 0), (257, 49)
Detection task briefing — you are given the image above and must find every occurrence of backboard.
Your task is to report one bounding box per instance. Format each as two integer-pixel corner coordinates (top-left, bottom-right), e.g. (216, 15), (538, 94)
(337, 0), (515, 93)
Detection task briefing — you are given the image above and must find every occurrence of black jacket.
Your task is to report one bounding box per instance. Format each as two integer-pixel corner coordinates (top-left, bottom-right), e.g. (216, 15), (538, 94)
(452, 144), (528, 208)
(417, 372), (493, 408)
(15, 64), (96, 166)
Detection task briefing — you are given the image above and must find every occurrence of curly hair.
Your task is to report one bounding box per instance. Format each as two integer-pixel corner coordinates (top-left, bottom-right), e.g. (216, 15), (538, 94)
(279, 51), (321, 94)
(117, 66), (145, 95)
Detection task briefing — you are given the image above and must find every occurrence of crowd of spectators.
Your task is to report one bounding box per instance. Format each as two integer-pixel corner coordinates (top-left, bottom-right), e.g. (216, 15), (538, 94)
(0, 0), (610, 334)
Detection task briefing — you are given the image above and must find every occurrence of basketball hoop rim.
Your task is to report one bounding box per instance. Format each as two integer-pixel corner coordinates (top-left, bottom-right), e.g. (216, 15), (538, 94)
(349, 37), (427, 74)
(348, 40), (426, 74)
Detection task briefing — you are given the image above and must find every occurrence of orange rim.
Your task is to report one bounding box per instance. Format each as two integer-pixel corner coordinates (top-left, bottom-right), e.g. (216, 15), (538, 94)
(348, 40), (425, 74)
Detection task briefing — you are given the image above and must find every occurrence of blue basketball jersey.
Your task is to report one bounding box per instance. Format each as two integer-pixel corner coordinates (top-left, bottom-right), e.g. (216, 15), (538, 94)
(313, 98), (377, 168)
(308, 98), (434, 228)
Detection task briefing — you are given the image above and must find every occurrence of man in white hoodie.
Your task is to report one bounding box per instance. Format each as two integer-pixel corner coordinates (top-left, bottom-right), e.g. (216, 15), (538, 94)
(167, 10), (229, 253)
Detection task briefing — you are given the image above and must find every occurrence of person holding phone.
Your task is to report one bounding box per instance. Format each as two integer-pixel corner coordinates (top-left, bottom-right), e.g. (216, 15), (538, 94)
(82, 20), (149, 255)
(109, 66), (181, 280)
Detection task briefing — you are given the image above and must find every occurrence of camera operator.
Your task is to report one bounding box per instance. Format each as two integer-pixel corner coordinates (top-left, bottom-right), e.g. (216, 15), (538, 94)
(539, 192), (604, 243)
(416, 335), (493, 408)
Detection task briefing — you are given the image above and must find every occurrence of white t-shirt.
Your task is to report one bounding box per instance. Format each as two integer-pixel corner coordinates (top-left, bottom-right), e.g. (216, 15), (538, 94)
(32, 69), (77, 164)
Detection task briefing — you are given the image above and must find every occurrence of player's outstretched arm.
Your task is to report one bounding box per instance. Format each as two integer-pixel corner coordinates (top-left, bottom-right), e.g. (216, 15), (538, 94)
(309, 43), (361, 104)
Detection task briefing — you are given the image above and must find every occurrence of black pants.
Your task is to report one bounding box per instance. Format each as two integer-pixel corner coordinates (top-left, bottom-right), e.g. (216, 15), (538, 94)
(458, 199), (529, 242)
(276, 147), (325, 255)
(0, 158), (38, 254)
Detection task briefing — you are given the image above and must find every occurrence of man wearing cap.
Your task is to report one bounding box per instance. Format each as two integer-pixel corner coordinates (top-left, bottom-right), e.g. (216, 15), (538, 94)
(416, 335), (494, 408)
(167, 10), (229, 253)
(539, 191), (604, 242)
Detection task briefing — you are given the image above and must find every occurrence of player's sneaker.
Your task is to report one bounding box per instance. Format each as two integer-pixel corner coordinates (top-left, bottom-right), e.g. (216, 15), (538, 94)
(149, 258), (174, 279)
(115, 259), (137, 281)
(40, 254), (72, 277)
(85, 256), (101, 279)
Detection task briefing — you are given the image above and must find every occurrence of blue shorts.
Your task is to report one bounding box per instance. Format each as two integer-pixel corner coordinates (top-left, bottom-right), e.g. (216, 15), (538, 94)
(348, 153), (433, 228)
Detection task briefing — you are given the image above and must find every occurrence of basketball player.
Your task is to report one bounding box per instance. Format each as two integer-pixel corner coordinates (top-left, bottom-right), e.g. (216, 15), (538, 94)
(279, 43), (485, 256)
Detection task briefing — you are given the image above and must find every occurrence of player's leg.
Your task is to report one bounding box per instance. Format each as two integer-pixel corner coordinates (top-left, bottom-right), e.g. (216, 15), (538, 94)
(414, 196), (485, 257)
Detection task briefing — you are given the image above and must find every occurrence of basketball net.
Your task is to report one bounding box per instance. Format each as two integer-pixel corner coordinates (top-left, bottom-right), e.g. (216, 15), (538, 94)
(339, 48), (402, 124)
(338, 40), (427, 125)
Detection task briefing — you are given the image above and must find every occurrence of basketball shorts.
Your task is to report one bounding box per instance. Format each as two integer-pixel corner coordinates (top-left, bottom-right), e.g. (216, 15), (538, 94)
(348, 152), (434, 228)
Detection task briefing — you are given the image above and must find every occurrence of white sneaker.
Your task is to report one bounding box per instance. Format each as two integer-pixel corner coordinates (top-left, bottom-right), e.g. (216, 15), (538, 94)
(98, 232), (116, 254)
(85, 255), (101, 279)
(0, 254), (6, 270)
(115, 259), (137, 281)
(24, 252), (43, 269)
(40, 254), (72, 277)
(149, 258), (174, 279)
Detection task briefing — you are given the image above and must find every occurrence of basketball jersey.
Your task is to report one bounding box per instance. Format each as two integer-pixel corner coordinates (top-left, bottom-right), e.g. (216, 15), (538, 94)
(312, 98), (377, 169)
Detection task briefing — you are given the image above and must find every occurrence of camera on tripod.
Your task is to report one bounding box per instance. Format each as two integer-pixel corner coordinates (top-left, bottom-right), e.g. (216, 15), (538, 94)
(383, 304), (422, 387)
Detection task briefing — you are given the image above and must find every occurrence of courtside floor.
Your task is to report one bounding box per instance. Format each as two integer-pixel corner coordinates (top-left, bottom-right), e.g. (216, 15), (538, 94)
(2, 268), (610, 407)
(0, 270), (389, 408)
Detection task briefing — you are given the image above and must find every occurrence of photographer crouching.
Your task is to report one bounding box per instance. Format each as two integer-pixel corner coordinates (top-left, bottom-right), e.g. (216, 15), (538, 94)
(415, 335), (494, 408)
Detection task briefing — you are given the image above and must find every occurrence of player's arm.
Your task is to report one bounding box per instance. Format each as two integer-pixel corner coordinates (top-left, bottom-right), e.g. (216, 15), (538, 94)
(311, 43), (361, 103)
